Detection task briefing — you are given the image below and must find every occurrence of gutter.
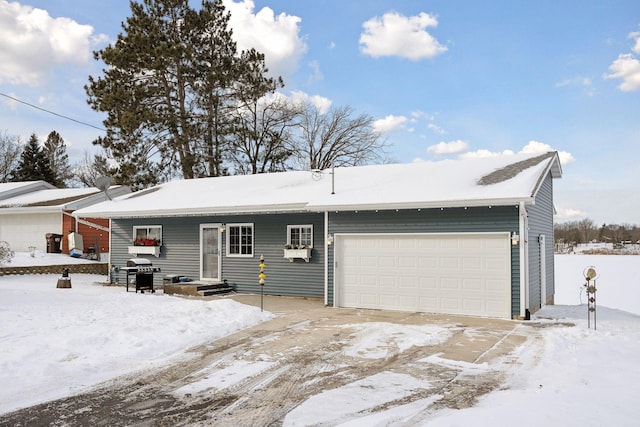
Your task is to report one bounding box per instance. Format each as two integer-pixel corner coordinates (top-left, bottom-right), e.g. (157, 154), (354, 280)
(306, 197), (535, 213)
(519, 201), (530, 319)
(73, 203), (311, 219)
(0, 206), (64, 214)
(75, 197), (536, 220)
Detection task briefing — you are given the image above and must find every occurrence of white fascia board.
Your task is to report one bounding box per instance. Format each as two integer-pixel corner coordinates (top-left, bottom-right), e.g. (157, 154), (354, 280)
(74, 203), (310, 219)
(0, 206), (62, 215)
(306, 197), (535, 212)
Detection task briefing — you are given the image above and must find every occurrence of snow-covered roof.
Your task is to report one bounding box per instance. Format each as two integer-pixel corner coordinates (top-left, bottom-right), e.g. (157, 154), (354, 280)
(0, 185), (131, 213)
(0, 181), (56, 201)
(74, 152), (561, 218)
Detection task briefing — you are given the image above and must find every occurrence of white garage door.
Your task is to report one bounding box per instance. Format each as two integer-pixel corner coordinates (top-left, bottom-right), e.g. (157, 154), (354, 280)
(334, 233), (512, 318)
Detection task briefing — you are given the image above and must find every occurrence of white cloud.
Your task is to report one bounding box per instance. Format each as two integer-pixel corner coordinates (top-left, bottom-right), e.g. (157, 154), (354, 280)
(306, 60), (323, 85)
(520, 140), (575, 165)
(223, 0), (307, 80)
(0, 1), (106, 85)
(555, 76), (592, 88)
(459, 140), (575, 166)
(604, 53), (640, 91)
(359, 12), (447, 60)
(555, 207), (588, 220)
(427, 140), (468, 155)
(629, 31), (640, 54)
(427, 123), (446, 134)
(289, 90), (332, 114)
(373, 115), (408, 133)
(459, 149), (515, 159)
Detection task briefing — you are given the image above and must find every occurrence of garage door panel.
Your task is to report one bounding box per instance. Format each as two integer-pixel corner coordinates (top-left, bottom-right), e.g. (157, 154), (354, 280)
(485, 257), (508, 271)
(440, 257), (460, 269)
(462, 299), (483, 314)
(462, 278), (482, 290)
(440, 238), (460, 249)
(441, 298), (462, 311)
(398, 276), (417, 289)
(419, 277), (438, 289)
(336, 233), (511, 318)
(379, 277), (396, 290)
(462, 257), (482, 270)
(398, 257), (417, 268)
(360, 256), (379, 267)
(441, 278), (460, 290)
(418, 239), (438, 249)
(461, 238), (483, 249)
(486, 278), (508, 291)
(419, 257), (438, 269)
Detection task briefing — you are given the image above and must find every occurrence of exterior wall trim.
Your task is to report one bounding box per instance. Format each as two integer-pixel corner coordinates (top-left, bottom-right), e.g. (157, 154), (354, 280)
(324, 210), (329, 306)
(519, 201), (529, 318)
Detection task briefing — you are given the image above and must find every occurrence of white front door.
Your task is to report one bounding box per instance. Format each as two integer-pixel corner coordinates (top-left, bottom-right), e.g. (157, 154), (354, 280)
(200, 224), (222, 281)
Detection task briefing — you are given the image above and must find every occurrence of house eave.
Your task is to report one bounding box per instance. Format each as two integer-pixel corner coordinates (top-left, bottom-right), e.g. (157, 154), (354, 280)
(308, 197), (535, 213)
(75, 203), (311, 219)
(0, 206), (62, 215)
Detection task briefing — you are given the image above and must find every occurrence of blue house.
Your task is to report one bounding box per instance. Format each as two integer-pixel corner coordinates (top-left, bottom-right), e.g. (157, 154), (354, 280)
(74, 151), (562, 319)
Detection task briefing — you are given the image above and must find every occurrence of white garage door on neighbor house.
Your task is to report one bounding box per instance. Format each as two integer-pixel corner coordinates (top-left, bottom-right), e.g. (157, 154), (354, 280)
(334, 233), (512, 318)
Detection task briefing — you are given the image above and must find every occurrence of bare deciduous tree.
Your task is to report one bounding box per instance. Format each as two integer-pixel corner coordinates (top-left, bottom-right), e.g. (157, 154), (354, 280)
(0, 131), (22, 183)
(291, 103), (386, 170)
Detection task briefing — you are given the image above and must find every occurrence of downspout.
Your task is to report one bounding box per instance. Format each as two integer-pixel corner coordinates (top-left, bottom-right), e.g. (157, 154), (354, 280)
(519, 202), (530, 319)
(324, 210), (329, 306)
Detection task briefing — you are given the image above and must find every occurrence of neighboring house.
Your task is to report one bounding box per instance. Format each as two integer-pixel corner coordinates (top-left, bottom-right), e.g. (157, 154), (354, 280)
(74, 152), (562, 319)
(0, 182), (130, 254)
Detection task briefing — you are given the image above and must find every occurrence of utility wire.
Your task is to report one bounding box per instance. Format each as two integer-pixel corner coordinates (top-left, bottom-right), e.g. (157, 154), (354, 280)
(0, 92), (106, 132)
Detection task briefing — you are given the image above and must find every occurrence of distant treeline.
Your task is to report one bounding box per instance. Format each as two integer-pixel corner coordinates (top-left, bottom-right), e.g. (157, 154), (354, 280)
(554, 219), (640, 244)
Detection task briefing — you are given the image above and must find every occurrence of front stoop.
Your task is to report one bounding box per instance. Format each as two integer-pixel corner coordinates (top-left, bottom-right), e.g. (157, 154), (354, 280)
(163, 281), (234, 297)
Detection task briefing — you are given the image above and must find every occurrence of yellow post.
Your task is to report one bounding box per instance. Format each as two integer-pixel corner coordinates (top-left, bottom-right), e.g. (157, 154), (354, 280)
(259, 255), (265, 311)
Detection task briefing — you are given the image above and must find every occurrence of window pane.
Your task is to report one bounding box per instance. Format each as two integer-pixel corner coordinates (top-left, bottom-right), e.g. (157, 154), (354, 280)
(147, 227), (161, 241)
(290, 228), (300, 245)
(228, 225), (252, 256)
(301, 227), (312, 246)
(229, 226), (240, 254)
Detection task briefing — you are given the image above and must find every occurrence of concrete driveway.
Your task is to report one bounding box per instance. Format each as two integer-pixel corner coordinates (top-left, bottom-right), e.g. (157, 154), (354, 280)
(0, 295), (532, 426)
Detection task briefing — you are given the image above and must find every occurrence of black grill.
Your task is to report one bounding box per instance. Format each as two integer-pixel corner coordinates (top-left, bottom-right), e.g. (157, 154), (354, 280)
(123, 258), (161, 293)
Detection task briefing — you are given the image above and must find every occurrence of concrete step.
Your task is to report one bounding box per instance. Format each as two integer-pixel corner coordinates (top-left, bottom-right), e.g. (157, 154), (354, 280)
(196, 282), (230, 292)
(198, 286), (234, 297)
(164, 280), (233, 297)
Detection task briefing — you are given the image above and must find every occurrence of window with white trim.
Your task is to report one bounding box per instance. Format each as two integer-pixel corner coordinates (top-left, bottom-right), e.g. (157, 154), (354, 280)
(133, 225), (162, 246)
(227, 223), (253, 257)
(287, 224), (313, 248)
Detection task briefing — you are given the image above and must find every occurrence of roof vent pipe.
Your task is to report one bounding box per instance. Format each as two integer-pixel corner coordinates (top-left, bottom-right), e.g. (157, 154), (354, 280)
(331, 163), (335, 195)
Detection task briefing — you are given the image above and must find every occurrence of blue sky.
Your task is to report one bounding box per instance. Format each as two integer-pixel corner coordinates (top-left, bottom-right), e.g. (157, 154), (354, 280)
(1, 0), (639, 225)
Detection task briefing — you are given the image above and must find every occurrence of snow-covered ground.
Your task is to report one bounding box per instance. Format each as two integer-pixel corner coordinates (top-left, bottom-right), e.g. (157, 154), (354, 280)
(4, 250), (103, 266)
(1, 253), (639, 425)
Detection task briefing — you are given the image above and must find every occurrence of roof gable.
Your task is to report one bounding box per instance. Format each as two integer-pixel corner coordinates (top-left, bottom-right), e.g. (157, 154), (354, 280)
(0, 186), (130, 211)
(0, 181), (57, 201)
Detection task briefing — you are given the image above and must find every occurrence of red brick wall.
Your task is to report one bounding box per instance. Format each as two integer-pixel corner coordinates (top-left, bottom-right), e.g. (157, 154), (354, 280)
(62, 211), (110, 254)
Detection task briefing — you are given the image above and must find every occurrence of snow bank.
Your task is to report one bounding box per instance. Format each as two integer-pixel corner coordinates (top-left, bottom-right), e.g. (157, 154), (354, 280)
(0, 274), (273, 414)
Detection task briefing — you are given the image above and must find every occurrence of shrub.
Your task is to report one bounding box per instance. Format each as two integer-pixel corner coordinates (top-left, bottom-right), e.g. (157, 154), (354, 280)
(0, 241), (15, 266)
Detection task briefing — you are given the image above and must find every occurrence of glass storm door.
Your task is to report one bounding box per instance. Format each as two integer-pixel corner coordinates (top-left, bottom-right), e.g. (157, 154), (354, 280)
(200, 224), (221, 281)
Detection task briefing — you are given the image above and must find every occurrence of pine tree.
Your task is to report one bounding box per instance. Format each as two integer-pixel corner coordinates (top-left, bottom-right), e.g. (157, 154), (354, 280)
(12, 133), (56, 185)
(43, 130), (73, 187)
(85, 0), (287, 187)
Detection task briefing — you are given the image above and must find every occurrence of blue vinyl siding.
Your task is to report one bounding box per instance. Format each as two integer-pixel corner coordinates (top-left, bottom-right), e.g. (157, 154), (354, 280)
(111, 213), (325, 297)
(326, 206), (521, 317)
(526, 173), (556, 309)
